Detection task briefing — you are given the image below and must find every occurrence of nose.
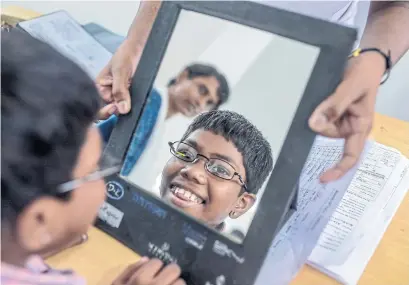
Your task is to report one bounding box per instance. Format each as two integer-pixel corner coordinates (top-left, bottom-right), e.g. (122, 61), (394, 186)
(180, 159), (207, 185)
(197, 97), (207, 111)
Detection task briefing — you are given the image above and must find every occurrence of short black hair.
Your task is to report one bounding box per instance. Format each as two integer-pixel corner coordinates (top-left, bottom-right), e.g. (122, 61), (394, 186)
(181, 110), (273, 194)
(1, 30), (101, 224)
(168, 63), (230, 109)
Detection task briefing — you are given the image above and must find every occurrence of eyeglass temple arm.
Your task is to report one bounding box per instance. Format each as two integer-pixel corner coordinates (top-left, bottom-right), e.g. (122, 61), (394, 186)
(236, 173), (247, 190)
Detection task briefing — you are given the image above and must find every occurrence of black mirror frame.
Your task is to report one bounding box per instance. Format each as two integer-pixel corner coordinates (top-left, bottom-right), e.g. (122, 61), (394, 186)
(95, 1), (356, 285)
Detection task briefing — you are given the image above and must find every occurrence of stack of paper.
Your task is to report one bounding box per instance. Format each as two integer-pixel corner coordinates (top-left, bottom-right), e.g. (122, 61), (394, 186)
(255, 137), (409, 285)
(308, 143), (409, 284)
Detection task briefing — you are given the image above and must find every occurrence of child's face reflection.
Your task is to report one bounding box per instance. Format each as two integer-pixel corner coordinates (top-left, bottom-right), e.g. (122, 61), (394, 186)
(160, 130), (255, 228)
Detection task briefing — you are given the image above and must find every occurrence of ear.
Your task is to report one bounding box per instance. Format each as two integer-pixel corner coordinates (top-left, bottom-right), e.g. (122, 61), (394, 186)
(229, 193), (256, 219)
(16, 197), (68, 253)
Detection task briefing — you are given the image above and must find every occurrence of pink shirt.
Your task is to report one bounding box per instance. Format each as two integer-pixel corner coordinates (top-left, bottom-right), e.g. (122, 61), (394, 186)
(1, 255), (85, 285)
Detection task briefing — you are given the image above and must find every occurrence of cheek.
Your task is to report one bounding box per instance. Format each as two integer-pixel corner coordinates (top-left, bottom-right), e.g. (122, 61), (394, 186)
(177, 82), (194, 97)
(163, 159), (183, 177)
(208, 184), (239, 211)
(73, 180), (106, 220)
(93, 180), (107, 206)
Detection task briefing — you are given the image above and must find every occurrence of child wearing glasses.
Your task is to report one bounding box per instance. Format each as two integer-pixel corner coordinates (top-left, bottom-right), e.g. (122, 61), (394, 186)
(1, 30), (184, 285)
(160, 110), (274, 232)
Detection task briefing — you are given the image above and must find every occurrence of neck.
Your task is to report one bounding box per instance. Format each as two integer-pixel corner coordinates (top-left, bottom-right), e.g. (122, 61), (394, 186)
(166, 89), (179, 119)
(166, 105), (177, 119)
(1, 230), (29, 267)
(166, 97), (179, 119)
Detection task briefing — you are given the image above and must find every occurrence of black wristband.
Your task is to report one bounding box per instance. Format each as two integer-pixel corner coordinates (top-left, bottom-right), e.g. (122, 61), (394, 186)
(349, 47), (392, 85)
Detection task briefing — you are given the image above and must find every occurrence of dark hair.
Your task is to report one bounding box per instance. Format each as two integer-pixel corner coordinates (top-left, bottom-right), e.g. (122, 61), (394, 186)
(181, 110), (273, 194)
(168, 63), (230, 109)
(1, 30), (101, 224)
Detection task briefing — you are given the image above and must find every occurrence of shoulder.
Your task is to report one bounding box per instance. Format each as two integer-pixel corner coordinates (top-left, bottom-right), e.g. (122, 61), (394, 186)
(252, 1), (358, 23)
(2, 257), (86, 285)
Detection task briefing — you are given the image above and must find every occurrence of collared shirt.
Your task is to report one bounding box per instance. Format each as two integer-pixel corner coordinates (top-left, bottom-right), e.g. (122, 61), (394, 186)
(1, 255), (85, 285)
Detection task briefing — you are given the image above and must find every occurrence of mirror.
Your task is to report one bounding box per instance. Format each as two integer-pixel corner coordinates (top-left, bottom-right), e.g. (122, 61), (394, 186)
(117, 10), (320, 242)
(96, 2), (356, 283)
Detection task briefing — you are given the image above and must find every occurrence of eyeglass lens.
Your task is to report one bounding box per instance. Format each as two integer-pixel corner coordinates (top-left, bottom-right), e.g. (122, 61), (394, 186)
(171, 142), (235, 180)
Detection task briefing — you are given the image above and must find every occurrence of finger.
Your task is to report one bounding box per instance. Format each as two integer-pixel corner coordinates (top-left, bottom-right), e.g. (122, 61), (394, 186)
(98, 76), (113, 86)
(97, 84), (113, 103)
(314, 121), (342, 138)
(320, 131), (366, 183)
(309, 80), (362, 133)
(318, 92), (375, 139)
(152, 263), (182, 285)
(172, 279), (187, 285)
(128, 259), (164, 285)
(113, 257), (149, 285)
(321, 115), (356, 138)
(98, 103), (117, 120)
(96, 63), (113, 86)
(112, 69), (131, 114)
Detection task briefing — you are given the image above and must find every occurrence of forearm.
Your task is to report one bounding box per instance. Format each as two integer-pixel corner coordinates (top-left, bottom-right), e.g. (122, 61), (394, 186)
(126, 1), (162, 52)
(360, 1), (409, 65)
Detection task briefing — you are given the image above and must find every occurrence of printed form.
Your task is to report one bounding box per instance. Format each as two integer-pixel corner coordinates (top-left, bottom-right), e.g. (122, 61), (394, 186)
(308, 147), (409, 284)
(255, 136), (370, 285)
(255, 137), (409, 285)
(310, 143), (402, 264)
(18, 10), (112, 79)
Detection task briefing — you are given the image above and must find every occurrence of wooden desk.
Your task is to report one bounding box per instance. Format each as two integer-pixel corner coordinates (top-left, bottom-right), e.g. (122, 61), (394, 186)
(3, 6), (408, 285)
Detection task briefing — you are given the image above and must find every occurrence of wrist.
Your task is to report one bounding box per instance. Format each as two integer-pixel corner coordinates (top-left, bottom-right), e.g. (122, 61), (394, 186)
(348, 53), (384, 84)
(348, 47), (392, 84)
(123, 37), (143, 57)
(120, 38), (144, 71)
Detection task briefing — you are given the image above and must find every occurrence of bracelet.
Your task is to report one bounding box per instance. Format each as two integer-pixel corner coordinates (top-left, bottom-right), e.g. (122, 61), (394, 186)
(349, 47), (392, 85)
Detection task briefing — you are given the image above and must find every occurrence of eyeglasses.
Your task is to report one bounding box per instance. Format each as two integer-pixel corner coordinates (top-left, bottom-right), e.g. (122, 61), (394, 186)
(57, 165), (121, 194)
(168, 141), (248, 191)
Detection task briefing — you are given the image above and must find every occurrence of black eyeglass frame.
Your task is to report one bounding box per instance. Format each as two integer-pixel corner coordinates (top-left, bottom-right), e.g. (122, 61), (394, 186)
(168, 141), (248, 191)
(57, 165), (121, 194)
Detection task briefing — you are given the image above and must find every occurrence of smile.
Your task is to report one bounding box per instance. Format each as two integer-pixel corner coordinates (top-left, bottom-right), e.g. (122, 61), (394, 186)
(169, 184), (204, 208)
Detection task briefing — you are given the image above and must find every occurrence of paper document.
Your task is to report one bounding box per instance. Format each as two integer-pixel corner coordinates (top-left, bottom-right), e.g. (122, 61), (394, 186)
(309, 142), (402, 265)
(308, 156), (409, 285)
(254, 136), (371, 285)
(18, 10), (112, 79)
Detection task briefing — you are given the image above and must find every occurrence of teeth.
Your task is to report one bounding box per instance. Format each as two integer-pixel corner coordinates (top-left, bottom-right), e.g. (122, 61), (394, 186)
(171, 186), (203, 204)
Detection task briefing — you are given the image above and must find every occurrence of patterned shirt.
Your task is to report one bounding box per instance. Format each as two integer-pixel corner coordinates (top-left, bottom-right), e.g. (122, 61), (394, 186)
(1, 255), (85, 285)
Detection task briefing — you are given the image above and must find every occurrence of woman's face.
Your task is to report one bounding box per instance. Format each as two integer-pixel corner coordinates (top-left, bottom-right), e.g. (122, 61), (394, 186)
(168, 72), (220, 117)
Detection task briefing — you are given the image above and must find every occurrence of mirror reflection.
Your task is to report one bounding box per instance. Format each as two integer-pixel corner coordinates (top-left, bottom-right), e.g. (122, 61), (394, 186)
(101, 10), (320, 242)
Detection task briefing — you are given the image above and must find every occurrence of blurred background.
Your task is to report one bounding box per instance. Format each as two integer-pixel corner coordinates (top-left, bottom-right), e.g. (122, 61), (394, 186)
(3, 1), (408, 122)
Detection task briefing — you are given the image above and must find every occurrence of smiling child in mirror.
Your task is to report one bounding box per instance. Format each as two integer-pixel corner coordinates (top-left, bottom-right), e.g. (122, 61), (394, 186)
(158, 110), (274, 238)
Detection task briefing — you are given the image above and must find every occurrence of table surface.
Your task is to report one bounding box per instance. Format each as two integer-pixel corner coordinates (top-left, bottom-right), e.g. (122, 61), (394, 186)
(3, 6), (409, 285)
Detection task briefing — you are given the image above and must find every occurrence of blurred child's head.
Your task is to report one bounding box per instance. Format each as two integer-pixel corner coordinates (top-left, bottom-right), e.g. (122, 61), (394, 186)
(1, 30), (105, 264)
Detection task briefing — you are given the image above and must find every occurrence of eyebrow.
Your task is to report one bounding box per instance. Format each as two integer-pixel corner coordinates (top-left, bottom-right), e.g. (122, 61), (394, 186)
(184, 139), (238, 169)
(185, 139), (199, 149)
